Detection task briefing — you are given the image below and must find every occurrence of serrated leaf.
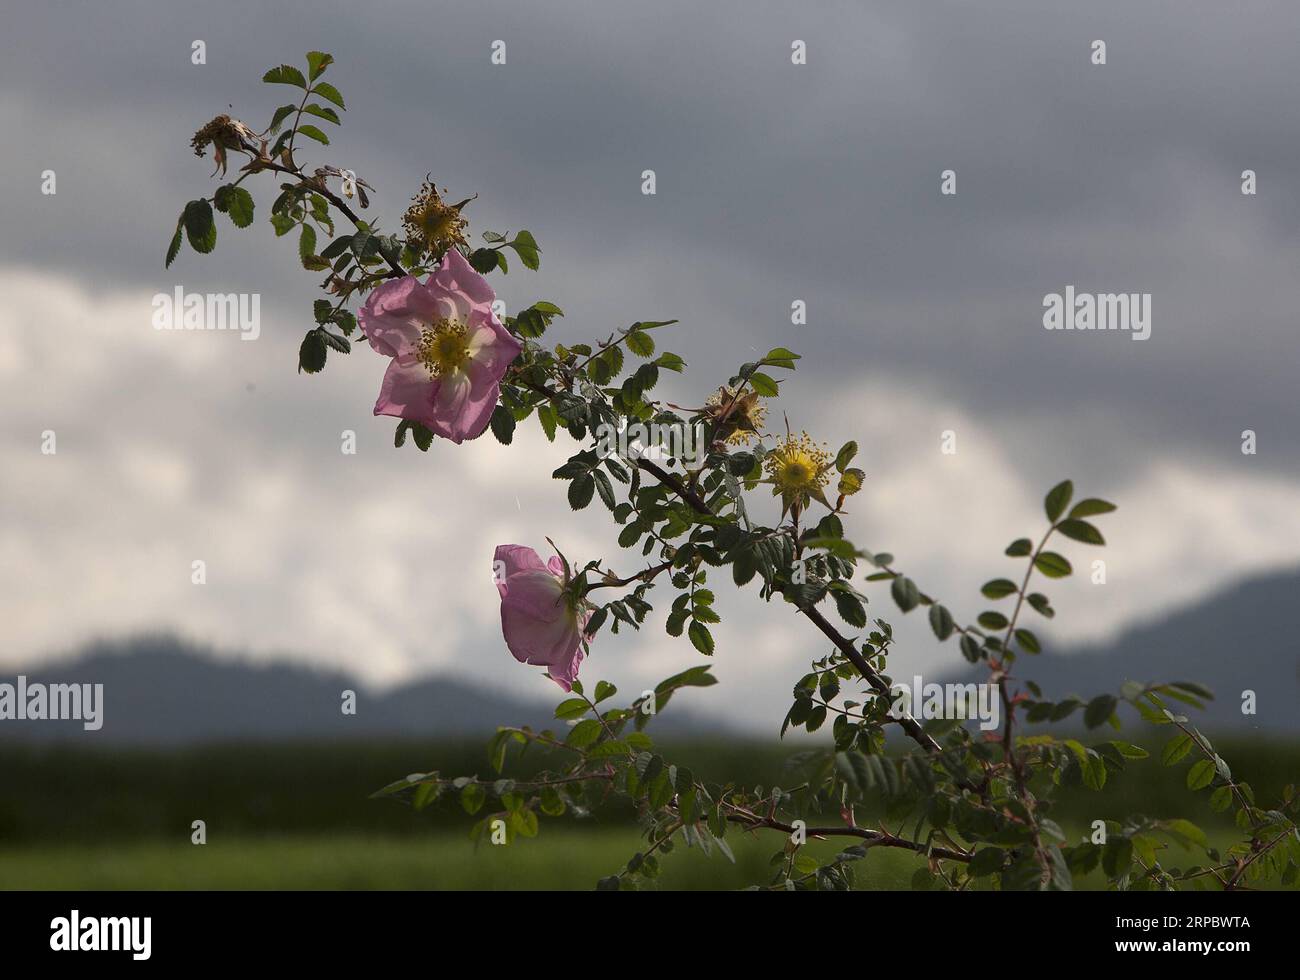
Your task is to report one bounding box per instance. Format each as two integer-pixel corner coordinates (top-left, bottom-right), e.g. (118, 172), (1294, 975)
(688, 620), (714, 656)
(297, 330), (327, 374)
(182, 199), (216, 254)
(302, 103), (341, 125)
(312, 81), (345, 108)
(263, 64), (307, 88)
(489, 405), (515, 445)
(748, 372), (779, 396)
(568, 475), (595, 510)
(509, 229), (539, 270)
(298, 223), (317, 265)
(165, 220), (183, 268)
(306, 50), (334, 80)
(626, 330), (655, 358)
(297, 124), (330, 145)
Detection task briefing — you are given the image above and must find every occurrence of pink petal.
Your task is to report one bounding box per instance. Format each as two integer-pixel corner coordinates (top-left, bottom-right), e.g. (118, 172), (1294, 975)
(430, 248), (495, 308)
(467, 318), (523, 379)
(373, 357), (441, 428)
(495, 545), (548, 584)
(359, 278), (426, 357)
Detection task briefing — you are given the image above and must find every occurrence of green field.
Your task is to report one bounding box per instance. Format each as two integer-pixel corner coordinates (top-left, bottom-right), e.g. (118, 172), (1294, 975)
(1, 737), (1295, 889)
(2, 827), (1277, 891)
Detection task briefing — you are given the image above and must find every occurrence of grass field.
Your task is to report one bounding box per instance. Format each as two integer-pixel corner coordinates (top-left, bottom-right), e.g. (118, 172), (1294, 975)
(0, 826), (1280, 891)
(1, 737), (1295, 889)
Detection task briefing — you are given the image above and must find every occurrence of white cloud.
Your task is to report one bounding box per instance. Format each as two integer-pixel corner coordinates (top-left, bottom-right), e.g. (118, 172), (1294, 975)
(1, 268), (1297, 730)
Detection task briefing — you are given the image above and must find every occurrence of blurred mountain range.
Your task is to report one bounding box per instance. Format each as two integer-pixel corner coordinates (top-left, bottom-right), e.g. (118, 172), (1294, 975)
(0, 635), (729, 742)
(945, 566), (1300, 735)
(2, 568), (1296, 742)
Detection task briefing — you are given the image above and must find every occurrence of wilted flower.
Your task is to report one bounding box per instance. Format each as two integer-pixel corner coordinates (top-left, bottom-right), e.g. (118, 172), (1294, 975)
(358, 249), (522, 443)
(190, 114), (260, 177)
(703, 385), (767, 445)
(763, 431), (834, 518)
(402, 178), (469, 263)
(494, 544), (591, 692)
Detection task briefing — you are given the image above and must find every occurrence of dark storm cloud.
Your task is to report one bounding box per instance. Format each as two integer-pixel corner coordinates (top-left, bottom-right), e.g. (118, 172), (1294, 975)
(1, 0), (1297, 473)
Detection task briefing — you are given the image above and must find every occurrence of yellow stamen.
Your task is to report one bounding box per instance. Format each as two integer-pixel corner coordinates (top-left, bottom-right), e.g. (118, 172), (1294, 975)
(415, 317), (471, 377)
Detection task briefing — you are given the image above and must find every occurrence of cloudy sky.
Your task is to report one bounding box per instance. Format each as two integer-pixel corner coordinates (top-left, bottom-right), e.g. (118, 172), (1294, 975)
(1, 1), (1297, 730)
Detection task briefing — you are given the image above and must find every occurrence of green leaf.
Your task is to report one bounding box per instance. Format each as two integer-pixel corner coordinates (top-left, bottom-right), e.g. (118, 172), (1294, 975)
(833, 591), (867, 629)
(262, 64), (307, 88)
(626, 330), (655, 358)
(566, 719), (602, 749)
(1044, 480), (1074, 523)
(268, 104), (297, 135)
(593, 680), (617, 704)
(489, 405), (515, 445)
(270, 212), (296, 237)
(1186, 758), (1216, 791)
(1026, 592), (1055, 619)
(312, 81), (346, 109)
(297, 124), (330, 145)
(509, 230), (540, 270)
(306, 50), (334, 80)
(1013, 628), (1042, 654)
(1034, 552), (1072, 578)
(1057, 519), (1105, 546)
(592, 469), (616, 511)
(834, 441), (858, 473)
(567, 475), (595, 510)
(1110, 741), (1149, 760)
(890, 576), (920, 613)
(298, 224), (317, 265)
(688, 620), (714, 656)
(1161, 733), (1193, 766)
(977, 611), (1009, 630)
(655, 351), (686, 372)
(214, 185), (255, 228)
(298, 330), (327, 374)
(969, 847), (1005, 877)
(182, 199), (216, 254)
(762, 347), (800, 369)
(748, 372), (779, 396)
(1163, 818), (1208, 849)
(320, 331), (350, 354)
(468, 248), (499, 274)
(1069, 498), (1116, 519)
(164, 219), (183, 268)
(928, 603), (955, 641)
(1082, 752), (1108, 790)
(1084, 694), (1117, 729)
(1005, 538), (1033, 557)
(554, 698), (589, 720)
(981, 578), (1018, 599)
(302, 103), (341, 125)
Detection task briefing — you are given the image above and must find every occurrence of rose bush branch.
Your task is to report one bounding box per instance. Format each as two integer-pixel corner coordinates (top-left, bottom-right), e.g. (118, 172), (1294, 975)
(174, 52), (1300, 891)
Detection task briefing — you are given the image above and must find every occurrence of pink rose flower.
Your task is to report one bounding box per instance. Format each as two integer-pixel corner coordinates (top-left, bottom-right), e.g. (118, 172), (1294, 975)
(494, 544), (590, 692)
(359, 249), (522, 444)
